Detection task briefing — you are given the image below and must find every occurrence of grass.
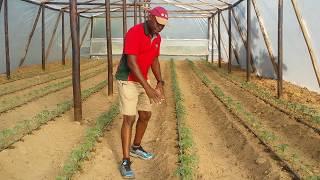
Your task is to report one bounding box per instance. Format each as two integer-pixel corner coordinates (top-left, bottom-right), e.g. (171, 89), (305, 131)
(170, 59), (197, 180)
(204, 61), (320, 125)
(0, 60), (105, 96)
(56, 102), (120, 180)
(0, 67), (106, 113)
(188, 60), (317, 178)
(0, 81), (107, 151)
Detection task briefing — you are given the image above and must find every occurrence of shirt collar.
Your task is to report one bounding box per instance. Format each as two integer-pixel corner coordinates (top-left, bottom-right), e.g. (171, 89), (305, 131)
(143, 22), (157, 38)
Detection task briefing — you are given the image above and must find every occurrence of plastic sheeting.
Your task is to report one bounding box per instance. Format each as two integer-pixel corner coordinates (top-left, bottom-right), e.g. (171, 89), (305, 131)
(0, 0), (320, 93)
(0, 0), (91, 73)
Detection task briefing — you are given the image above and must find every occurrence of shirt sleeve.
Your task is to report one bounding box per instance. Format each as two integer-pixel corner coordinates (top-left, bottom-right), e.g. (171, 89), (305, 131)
(124, 28), (139, 55)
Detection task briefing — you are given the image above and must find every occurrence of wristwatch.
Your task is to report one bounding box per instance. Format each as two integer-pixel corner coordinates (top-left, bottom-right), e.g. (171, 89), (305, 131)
(157, 80), (165, 86)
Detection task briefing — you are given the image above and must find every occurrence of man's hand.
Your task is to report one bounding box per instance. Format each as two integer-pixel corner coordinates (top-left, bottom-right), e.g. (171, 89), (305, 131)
(155, 82), (165, 101)
(144, 85), (162, 104)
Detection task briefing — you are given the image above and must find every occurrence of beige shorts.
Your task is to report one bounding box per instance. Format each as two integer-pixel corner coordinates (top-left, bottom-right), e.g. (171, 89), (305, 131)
(117, 80), (152, 116)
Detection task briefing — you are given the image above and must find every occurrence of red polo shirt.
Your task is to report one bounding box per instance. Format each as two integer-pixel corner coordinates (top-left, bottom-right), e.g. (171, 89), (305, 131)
(115, 23), (161, 82)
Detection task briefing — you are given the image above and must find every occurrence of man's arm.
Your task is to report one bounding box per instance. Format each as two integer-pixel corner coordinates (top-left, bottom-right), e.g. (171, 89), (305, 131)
(151, 57), (165, 99)
(127, 55), (161, 103)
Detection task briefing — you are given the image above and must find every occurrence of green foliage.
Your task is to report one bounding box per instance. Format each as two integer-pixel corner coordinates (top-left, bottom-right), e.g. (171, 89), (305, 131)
(204, 61), (320, 125)
(0, 81), (107, 151)
(170, 59), (197, 180)
(191, 60), (317, 178)
(57, 103), (119, 180)
(0, 67), (106, 113)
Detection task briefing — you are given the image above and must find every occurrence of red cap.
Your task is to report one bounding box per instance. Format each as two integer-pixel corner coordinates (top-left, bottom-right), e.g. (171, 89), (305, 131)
(148, 6), (168, 25)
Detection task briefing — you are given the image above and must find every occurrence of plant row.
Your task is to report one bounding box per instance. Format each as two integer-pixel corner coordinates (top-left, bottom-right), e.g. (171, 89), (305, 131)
(0, 67), (106, 114)
(189, 60), (318, 179)
(170, 60), (197, 180)
(205, 62), (320, 131)
(56, 102), (119, 180)
(0, 60), (105, 97)
(0, 80), (108, 151)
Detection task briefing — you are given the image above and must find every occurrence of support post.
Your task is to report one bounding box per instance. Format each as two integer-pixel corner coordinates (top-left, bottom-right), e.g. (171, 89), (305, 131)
(231, 8), (256, 72)
(134, 0), (137, 25)
(218, 10), (221, 68)
(207, 17), (211, 62)
(123, 0), (127, 42)
(252, 0), (278, 76)
(4, 0), (10, 79)
(139, 0), (142, 23)
(19, 6), (42, 67)
(45, 12), (62, 61)
(291, 0), (320, 87)
(62, 10), (66, 65)
(70, 0), (82, 121)
(247, 0), (251, 81)
(228, 7), (232, 73)
(211, 15), (214, 63)
(0, 0), (3, 12)
(89, 17), (94, 59)
(105, 0), (113, 95)
(41, 4), (46, 70)
(278, 0), (283, 98)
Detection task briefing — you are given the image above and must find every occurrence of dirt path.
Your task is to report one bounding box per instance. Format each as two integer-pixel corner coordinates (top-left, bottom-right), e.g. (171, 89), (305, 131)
(195, 62), (320, 173)
(73, 61), (179, 180)
(176, 61), (292, 179)
(0, 85), (118, 180)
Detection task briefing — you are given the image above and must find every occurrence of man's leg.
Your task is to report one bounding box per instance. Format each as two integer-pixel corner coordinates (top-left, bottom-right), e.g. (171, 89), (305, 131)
(133, 111), (152, 146)
(121, 115), (136, 159)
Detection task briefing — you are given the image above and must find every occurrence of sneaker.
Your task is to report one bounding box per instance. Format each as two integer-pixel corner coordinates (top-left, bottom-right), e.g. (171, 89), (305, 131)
(119, 159), (135, 179)
(130, 146), (154, 160)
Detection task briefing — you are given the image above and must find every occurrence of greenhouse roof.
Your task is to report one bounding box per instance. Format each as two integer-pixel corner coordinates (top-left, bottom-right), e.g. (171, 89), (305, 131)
(21, 0), (244, 17)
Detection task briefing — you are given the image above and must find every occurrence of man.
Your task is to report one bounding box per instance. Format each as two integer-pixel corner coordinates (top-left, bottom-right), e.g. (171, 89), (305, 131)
(115, 6), (168, 179)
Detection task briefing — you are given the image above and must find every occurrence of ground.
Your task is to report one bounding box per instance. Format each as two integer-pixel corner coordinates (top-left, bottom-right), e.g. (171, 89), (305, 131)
(0, 59), (319, 179)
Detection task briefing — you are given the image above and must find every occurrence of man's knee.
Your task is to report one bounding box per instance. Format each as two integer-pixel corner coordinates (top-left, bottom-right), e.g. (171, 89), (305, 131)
(123, 115), (136, 127)
(138, 111), (152, 122)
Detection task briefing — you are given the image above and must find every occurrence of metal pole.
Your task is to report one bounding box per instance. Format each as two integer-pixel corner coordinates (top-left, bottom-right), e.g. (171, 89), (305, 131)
(62, 10), (66, 65)
(291, 0), (320, 87)
(220, 13), (240, 65)
(247, 0), (251, 81)
(105, 0), (113, 95)
(228, 8), (232, 73)
(0, 0), (3, 12)
(134, 0), (137, 25)
(207, 17), (211, 62)
(19, 6), (42, 67)
(252, 0), (278, 76)
(89, 17), (94, 59)
(70, 0), (82, 121)
(45, 12), (62, 61)
(42, 4), (46, 70)
(139, 0), (142, 23)
(211, 15), (214, 63)
(123, 0), (127, 41)
(218, 10), (221, 68)
(77, 13), (80, 43)
(231, 8), (256, 72)
(277, 0), (283, 98)
(4, 0), (10, 79)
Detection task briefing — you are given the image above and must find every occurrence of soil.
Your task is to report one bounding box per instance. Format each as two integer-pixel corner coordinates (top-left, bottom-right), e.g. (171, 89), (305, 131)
(0, 60), (319, 179)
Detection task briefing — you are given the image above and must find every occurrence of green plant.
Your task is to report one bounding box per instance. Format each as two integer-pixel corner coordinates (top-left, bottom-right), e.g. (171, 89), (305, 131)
(0, 81), (107, 151)
(171, 59), (197, 180)
(56, 103), (119, 180)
